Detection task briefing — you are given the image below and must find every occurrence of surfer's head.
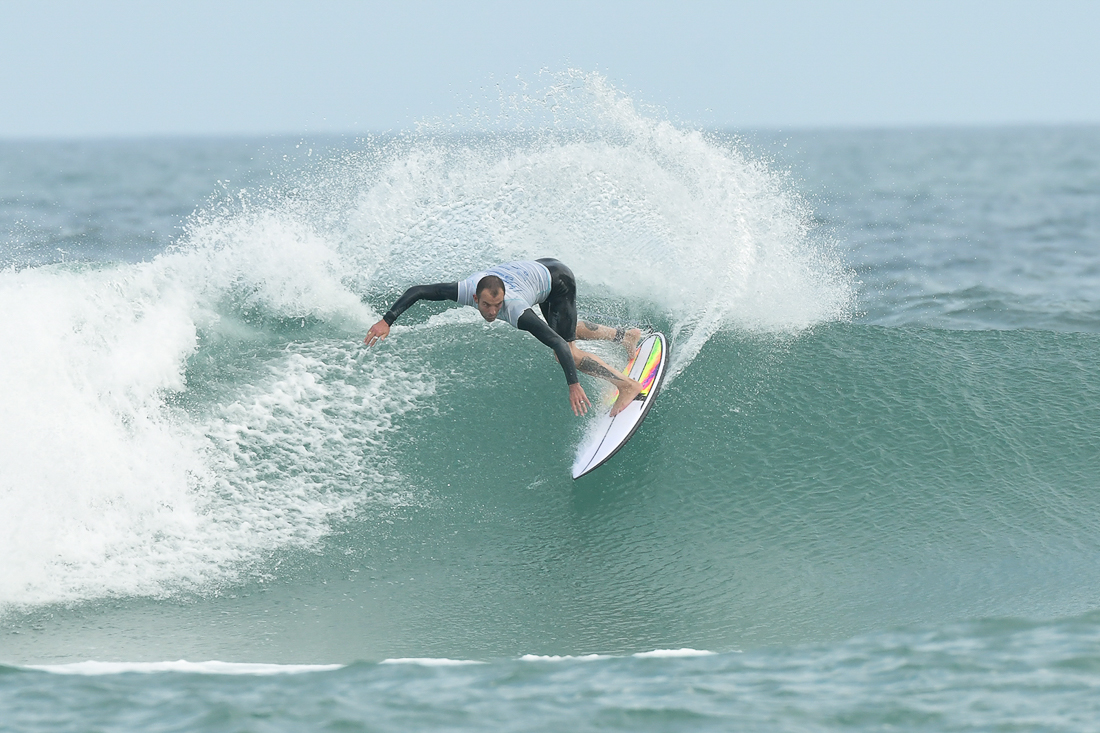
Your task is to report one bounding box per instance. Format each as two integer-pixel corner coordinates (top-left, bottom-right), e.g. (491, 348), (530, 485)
(474, 276), (505, 322)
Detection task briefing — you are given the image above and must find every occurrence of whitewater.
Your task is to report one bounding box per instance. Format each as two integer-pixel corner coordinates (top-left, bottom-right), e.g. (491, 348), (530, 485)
(2, 74), (1100, 730)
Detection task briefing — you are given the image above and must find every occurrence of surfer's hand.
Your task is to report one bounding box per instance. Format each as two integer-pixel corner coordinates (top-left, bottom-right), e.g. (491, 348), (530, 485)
(569, 383), (590, 416)
(365, 320), (390, 347)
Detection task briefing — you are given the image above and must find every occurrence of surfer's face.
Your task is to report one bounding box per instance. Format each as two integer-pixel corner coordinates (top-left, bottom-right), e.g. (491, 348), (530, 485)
(474, 289), (505, 322)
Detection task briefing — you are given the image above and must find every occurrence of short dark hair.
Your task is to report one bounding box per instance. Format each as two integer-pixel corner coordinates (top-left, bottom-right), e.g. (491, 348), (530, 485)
(475, 275), (505, 298)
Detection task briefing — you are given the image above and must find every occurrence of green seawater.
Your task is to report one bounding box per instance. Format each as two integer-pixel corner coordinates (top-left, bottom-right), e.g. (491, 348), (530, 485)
(6, 324), (1099, 666)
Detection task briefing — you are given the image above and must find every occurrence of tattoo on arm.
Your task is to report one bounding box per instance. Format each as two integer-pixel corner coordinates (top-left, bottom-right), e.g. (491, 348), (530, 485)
(578, 356), (624, 383)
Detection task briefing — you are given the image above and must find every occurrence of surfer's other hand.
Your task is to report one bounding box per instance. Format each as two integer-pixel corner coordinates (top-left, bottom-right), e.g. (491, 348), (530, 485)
(569, 383), (590, 416)
(365, 320), (390, 346)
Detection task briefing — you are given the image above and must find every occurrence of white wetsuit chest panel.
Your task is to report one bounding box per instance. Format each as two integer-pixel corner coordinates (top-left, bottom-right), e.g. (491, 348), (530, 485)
(457, 261), (552, 327)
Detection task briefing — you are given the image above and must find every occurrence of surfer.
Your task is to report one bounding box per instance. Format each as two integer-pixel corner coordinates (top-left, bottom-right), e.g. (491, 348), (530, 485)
(364, 259), (644, 417)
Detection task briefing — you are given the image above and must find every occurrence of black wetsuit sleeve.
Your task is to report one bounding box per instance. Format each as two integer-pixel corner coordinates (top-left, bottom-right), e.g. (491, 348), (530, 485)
(382, 283), (459, 325)
(517, 309), (578, 385)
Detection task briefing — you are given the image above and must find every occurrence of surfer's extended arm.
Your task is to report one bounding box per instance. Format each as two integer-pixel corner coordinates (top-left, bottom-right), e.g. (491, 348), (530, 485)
(365, 282), (459, 346)
(517, 309), (578, 385)
(382, 282), (459, 325)
(517, 310), (590, 416)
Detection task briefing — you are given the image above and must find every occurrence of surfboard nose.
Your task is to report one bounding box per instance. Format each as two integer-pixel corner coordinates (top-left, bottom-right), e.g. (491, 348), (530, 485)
(572, 333), (668, 479)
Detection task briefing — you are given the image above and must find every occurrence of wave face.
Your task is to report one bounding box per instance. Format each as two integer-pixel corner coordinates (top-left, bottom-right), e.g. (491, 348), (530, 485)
(2, 78), (1100, 675)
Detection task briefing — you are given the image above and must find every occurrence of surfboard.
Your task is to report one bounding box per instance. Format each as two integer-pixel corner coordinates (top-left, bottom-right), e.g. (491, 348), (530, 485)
(572, 332), (668, 479)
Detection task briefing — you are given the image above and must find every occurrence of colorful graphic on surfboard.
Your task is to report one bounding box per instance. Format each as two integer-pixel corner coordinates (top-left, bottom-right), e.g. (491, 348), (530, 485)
(572, 332), (668, 479)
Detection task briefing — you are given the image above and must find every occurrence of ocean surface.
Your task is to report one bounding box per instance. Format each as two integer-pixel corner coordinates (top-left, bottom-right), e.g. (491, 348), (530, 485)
(2, 75), (1100, 730)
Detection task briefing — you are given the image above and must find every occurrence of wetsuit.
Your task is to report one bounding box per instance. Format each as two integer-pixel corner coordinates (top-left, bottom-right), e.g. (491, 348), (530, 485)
(380, 259), (580, 384)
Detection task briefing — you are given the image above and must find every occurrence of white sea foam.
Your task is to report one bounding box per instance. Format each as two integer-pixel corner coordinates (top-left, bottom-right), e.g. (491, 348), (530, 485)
(27, 653), (722, 674)
(29, 660), (343, 675)
(380, 658), (486, 666)
(177, 204), (371, 326)
(632, 648), (718, 658)
(0, 263), (212, 609)
(0, 206), (431, 612)
(520, 654), (610, 662)
(520, 649), (717, 661)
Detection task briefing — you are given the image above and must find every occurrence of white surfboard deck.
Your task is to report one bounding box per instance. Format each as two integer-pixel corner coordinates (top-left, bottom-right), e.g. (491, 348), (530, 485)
(572, 332), (668, 479)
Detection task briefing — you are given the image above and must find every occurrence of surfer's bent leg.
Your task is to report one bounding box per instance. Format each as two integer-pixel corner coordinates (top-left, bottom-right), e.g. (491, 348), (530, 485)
(535, 258), (642, 353)
(535, 258), (578, 342)
(576, 321), (643, 353)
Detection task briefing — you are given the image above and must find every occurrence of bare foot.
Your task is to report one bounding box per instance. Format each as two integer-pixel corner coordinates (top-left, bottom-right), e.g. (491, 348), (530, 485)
(610, 379), (643, 417)
(622, 328), (644, 355)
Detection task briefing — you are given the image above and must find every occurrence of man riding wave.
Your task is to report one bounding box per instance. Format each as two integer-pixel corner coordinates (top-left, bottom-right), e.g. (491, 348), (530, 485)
(364, 258), (644, 417)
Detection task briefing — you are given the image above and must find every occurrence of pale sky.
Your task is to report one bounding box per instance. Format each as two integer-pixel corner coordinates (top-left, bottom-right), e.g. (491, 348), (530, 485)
(2, 0), (1098, 138)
